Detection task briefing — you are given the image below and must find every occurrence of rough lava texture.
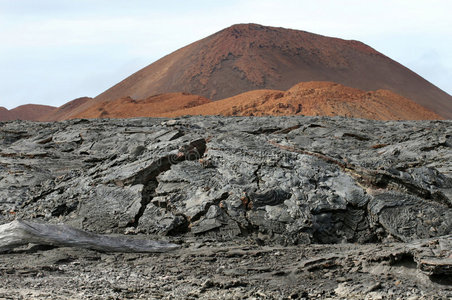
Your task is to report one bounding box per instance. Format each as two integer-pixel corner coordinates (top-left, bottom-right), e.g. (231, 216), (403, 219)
(0, 104), (56, 122)
(83, 23), (452, 118)
(0, 116), (452, 298)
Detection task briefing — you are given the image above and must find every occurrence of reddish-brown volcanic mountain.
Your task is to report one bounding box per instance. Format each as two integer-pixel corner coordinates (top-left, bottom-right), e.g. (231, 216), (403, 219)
(87, 23), (452, 118)
(162, 82), (442, 120)
(60, 93), (210, 120)
(0, 104), (56, 121)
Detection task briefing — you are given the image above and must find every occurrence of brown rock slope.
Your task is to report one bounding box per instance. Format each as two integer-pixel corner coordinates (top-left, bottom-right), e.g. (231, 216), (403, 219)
(0, 107), (8, 121)
(39, 97), (92, 122)
(0, 104), (56, 121)
(87, 23), (451, 118)
(163, 82), (442, 120)
(67, 93), (210, 119)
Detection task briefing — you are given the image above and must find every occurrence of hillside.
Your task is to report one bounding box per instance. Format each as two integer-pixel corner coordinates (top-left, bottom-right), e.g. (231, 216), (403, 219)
(86, 23), (452, 118)
(0, 104), (56, 121)
(47, 81), (441, 121)
(39, 97), (92, 122)
(65, 93), (210, 120)
(163, 81), (442, 120)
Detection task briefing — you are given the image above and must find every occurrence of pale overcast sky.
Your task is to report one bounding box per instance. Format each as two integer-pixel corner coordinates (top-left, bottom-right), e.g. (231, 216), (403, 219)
(1, 0), (451, 109)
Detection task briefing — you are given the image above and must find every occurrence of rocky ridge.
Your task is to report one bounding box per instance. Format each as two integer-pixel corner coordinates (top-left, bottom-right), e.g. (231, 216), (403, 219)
(43, 93), (210, 121)
(162, 81), (442, 120)
(0, 116), (452, 298)
(0, 104), (56, 122)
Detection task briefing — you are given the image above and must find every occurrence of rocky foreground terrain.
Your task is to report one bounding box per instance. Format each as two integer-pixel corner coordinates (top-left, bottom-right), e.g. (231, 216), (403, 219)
(0, 116), (452, 299)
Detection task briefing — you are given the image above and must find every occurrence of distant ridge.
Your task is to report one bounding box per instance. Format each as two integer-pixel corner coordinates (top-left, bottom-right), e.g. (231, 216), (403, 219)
(60, 93), (209, 120)
(0, 104), (56, 121)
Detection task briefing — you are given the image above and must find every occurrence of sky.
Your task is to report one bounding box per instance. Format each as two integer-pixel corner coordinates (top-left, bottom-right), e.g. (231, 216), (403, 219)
(1, 0), (451, 109)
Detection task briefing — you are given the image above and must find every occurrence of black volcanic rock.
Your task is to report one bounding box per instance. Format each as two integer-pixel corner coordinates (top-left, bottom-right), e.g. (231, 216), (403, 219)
(1, 116), (452, 298)
(1, 116), (451, 242)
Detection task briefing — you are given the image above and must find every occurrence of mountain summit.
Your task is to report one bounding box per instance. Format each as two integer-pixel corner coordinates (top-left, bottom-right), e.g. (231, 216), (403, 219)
(92, 23), (452, 118)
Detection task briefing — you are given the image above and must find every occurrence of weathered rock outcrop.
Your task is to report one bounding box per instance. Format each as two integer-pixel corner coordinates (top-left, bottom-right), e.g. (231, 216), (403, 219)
(1, 116), (452, 298)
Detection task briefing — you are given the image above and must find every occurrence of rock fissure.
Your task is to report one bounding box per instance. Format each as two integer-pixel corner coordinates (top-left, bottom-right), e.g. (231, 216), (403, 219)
(124, 138), (208, 228)
(221, 207), (257, 237)
(269, 140), (450, 207)
(253, 164), (262, 190)
(269, 140), (349, 169)
(21, 186), (64, 209)
(245, 127), (281, 135)
(420, 142), (448, 152)
(362, 170), (451, 207)
(190, 192), (229, 224)
(126, 182), (158, 228)
(273, 124), (301, 134)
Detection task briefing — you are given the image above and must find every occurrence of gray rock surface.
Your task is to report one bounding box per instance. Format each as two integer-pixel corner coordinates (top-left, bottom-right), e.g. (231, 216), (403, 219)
(1, 116), (452, 298)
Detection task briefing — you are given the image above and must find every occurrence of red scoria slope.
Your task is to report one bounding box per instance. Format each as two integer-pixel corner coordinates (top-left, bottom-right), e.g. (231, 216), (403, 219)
(65, 93), (210, 120)
(161, 81), (442, 120)
(39, 97), (92, 122)
(82, 23), (452, 118)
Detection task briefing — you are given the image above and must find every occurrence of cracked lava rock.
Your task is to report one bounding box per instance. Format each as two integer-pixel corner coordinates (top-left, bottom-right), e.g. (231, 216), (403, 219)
(0, 115), (452, 299)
